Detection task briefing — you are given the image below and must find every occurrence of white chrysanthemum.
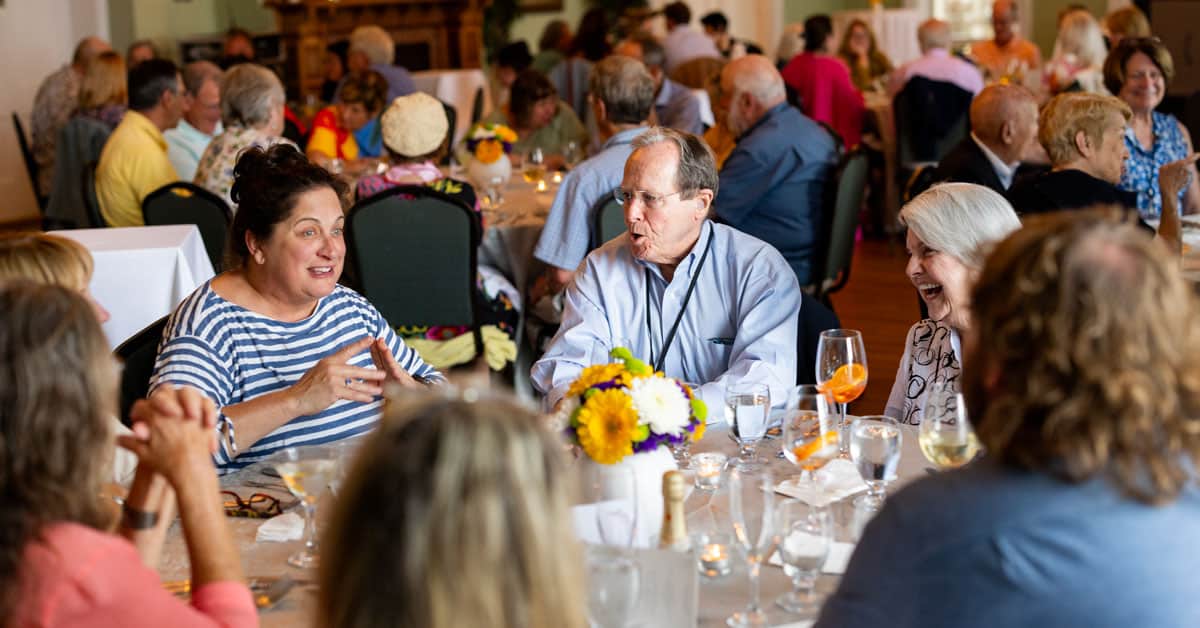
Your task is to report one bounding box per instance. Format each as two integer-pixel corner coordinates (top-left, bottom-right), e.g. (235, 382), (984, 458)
(629, 376), (691, 436)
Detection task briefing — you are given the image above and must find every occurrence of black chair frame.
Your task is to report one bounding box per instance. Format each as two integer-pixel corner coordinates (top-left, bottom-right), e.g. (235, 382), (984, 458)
(12, 112), (45, 209)
(142, 181), (233, 272)
(114, 315), (169, 426)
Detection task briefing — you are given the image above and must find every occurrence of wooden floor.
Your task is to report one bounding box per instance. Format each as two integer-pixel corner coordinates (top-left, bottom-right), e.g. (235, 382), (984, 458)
(827, 237), (916, 416)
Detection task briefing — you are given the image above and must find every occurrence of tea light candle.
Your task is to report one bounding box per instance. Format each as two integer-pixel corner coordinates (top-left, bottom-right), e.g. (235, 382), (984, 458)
(692, 452), (727, 491)
(536, 179), (547, 192)
(699, 542), (732, 578)
(552, 171), (563, 184)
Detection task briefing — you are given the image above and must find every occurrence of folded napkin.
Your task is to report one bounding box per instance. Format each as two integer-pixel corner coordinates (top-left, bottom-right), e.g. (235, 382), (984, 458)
(768, 540), (856, 575)
(775, 458), (868, 507)
(256, 512), (304, 543)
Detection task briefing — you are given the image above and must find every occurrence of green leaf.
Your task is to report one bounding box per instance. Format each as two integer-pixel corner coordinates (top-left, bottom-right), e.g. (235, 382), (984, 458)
(690, 398), (707, 422)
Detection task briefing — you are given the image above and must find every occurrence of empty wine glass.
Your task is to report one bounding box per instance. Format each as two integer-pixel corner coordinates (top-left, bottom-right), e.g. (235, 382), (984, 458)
(522, 146), (546, 184)
(273, 446), (336, 568)
(781, 385), (838, 486)
(919, 382), (981, 470)
(564, 140), (582, 169)
(775, 500), (832, 614)
(816, 329), (868, 456)
(727, 468), (779, 628)
(725, 380), (770, 468)
(849, 415), (902, 511)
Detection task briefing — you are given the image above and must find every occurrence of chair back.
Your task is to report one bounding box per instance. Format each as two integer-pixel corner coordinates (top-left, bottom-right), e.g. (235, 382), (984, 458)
(669, 56), (726, 90)
(903, 164), (941, 204)
(46, 116), (111, 229)
(893, 76), (972, 167)
(81, 161), (107, 228)
(142, 182), (233, 272)
(347, 185), (483, 352)
(818, 147), (870, 300)
(471, 86), (485, 124)
(796, 294), (841, 385)
(441, 99), (457, 165)
(11, 112), (44, 209)
(589, 191), (626, 251)
(114, 316), (168, 426)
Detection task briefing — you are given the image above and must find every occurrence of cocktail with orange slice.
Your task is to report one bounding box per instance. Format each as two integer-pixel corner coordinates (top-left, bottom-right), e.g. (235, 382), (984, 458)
(781, 385), (838, 487)
(815, 330), (868, 456)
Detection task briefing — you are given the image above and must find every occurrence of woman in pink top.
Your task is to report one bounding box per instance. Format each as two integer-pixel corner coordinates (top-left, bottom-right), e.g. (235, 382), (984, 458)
(780, 14), (866, 149)
(0, 282), (256, 628)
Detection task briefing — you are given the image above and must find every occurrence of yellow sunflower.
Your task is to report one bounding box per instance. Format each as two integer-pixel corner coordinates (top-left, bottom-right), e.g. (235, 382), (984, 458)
(691, 418), (706, 442)
(575, 389), (638, 464)
(495, 125), (518, 143)
(565, 363), (629, 398)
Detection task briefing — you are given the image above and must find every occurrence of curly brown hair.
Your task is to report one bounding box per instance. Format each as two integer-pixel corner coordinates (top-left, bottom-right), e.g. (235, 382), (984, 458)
(967, 209), (1200, 504)
(339, 69), (388, 114)
(0, 281), (116, 623)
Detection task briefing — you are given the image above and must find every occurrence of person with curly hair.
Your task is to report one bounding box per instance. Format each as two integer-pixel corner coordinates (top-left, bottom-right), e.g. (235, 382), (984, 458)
(820, 210), (1200, 628)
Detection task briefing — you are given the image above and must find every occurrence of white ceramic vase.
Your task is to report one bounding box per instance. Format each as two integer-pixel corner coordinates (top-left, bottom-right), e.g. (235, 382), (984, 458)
(581, 446), (678, 548)
(465, 153), (512, 190)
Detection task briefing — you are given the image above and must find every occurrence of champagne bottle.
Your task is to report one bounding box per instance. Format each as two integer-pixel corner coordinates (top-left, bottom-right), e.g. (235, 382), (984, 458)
(658, 470), (691, 552)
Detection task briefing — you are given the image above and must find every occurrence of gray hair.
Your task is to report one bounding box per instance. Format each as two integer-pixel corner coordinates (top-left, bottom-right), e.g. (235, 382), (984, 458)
(220, 63), (284, 128)
(623, 32), (666, 70)
(900, 182), (1021, 268)
(918, 19), (952, 52)
(181, 60), (222, 96)
(589, 56), (655, 125)
(728, 55), (786, 105)
(631, 127), (719, 199)
(350, 25), (395, 66)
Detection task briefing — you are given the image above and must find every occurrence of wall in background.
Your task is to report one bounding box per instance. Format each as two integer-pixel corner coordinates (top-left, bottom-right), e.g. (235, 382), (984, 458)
(108, 0), (275, 62)
(0, 0), (109, 225)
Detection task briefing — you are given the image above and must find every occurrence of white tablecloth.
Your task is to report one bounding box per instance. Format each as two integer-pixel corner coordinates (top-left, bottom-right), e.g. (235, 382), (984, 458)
(412, 69), (494, 148)
(52, 225), (215, 349)
(832, 8), (925, 67)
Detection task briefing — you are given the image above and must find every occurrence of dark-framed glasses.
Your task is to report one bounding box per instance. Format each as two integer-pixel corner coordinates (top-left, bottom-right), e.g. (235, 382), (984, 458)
(613, 188), (682, 210)
(222, 490), (283, 519)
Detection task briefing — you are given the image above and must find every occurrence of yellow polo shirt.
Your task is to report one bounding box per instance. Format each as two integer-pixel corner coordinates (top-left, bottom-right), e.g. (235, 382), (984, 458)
(97, 110), (179, 227)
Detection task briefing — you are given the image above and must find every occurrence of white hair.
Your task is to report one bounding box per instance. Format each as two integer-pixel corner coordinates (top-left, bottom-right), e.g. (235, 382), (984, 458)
(220, 63), (285, 129)
(729, 56), (785, 105)
(350, 25), (395, 66)
(900, 183), (1021, 268)
(918, 19), (952, 53)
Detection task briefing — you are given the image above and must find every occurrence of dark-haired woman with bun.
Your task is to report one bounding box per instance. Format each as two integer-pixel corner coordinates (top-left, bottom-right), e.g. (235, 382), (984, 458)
(151, 144), (442, 474)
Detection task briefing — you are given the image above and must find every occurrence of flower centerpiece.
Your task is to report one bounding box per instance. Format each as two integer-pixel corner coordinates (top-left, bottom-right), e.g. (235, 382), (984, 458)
(462, 122), (517, 191)
(561, 347), (707, 465)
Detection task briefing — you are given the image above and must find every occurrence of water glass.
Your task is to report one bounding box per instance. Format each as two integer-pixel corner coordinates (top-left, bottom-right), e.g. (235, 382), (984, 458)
(727, 468), (779, 628)
(725, 381), (770, 468)
(775, 500), (832, 614)
(849, 415), (902, 511)
(919, 382), (981, 470)
(781, 385), (837, 485)
(586, 548), (640, 628)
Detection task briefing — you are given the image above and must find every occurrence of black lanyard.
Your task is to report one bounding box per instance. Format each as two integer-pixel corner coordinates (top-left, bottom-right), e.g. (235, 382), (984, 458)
(644, 228), (715, 373)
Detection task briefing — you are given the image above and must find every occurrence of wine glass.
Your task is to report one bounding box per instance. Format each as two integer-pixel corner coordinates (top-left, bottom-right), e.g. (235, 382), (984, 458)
(775, 500), (832, 614)
(522, 146), (546, 184)
(727, 468), (779, 628)
(563, 140), (582, 169)
(725, 380), (770, 468)
(919, 382), (981, 470)
(581, 464), (640, 628)
(816, 329), (868, 456)
(849, 415), (902, 511)
(781, 385), (838, 486)
(273, 446), (336, 569)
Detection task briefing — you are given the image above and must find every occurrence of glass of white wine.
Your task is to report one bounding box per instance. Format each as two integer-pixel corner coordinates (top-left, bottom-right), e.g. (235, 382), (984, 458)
(919, 382), (981, 470)
(849, 415), (902, 511)
(273, 446), (337, 569)
(522, 147), (546, 184)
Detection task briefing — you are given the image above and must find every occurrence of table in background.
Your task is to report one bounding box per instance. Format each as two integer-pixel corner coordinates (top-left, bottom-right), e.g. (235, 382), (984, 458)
(156, 421), (928, 627)
(831, 8), (924, 67)
(412, 69), (493, 148)
(478, 174), (555, 294)
(863, 91), (901, 229)
(52, 225), (215, 349)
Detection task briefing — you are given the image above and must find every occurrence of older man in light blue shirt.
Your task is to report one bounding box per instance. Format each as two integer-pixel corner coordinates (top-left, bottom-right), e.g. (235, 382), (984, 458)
(532, 127), (800, 415)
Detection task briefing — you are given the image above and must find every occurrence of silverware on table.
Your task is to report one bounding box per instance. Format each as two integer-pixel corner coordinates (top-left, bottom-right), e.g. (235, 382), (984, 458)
(254, 576), (297, 609)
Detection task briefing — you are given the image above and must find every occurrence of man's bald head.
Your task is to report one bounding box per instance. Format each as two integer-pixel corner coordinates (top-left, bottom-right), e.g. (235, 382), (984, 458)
(917, 19), (952, 53)
(992, 0), (1018, 45)
(721, 55), (786, 136)
(970, 84), (1039, 163)
(72, 37), (111, 69)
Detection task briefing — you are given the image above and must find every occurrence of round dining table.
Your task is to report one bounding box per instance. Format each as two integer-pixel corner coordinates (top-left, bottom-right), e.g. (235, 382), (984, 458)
(155, 416), (931, 627)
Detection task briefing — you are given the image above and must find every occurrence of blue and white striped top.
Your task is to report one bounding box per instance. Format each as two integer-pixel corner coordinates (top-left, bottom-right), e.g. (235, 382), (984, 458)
(150, 281), (440, 473)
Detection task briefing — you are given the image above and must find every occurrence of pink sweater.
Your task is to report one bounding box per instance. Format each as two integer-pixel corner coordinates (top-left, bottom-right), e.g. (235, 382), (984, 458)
(14, 522), (257, 628)
(780, 52), (866, 149)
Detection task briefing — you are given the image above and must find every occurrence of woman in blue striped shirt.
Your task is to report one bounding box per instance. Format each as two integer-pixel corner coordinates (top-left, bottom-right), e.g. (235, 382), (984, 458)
(151, 144), (441, 473)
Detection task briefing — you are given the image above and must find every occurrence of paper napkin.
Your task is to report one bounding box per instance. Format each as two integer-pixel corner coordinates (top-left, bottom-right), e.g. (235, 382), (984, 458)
(775, 458), (868, 507)
(768, 540), (856, 575)
(256, 512), (304, 543)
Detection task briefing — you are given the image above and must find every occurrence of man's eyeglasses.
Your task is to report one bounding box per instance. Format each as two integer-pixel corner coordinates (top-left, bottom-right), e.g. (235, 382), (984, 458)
(222, 490), (284, 519)
(614, 188), (682, 210)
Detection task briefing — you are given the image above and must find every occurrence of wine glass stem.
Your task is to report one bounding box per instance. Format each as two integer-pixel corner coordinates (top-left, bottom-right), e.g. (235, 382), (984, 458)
(747, 558), (763, 614)
(792, 568), (816, 600)
(303, 501), (318, 554)
(838, 402), (850, 454)
(740, 442), (757, 462)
